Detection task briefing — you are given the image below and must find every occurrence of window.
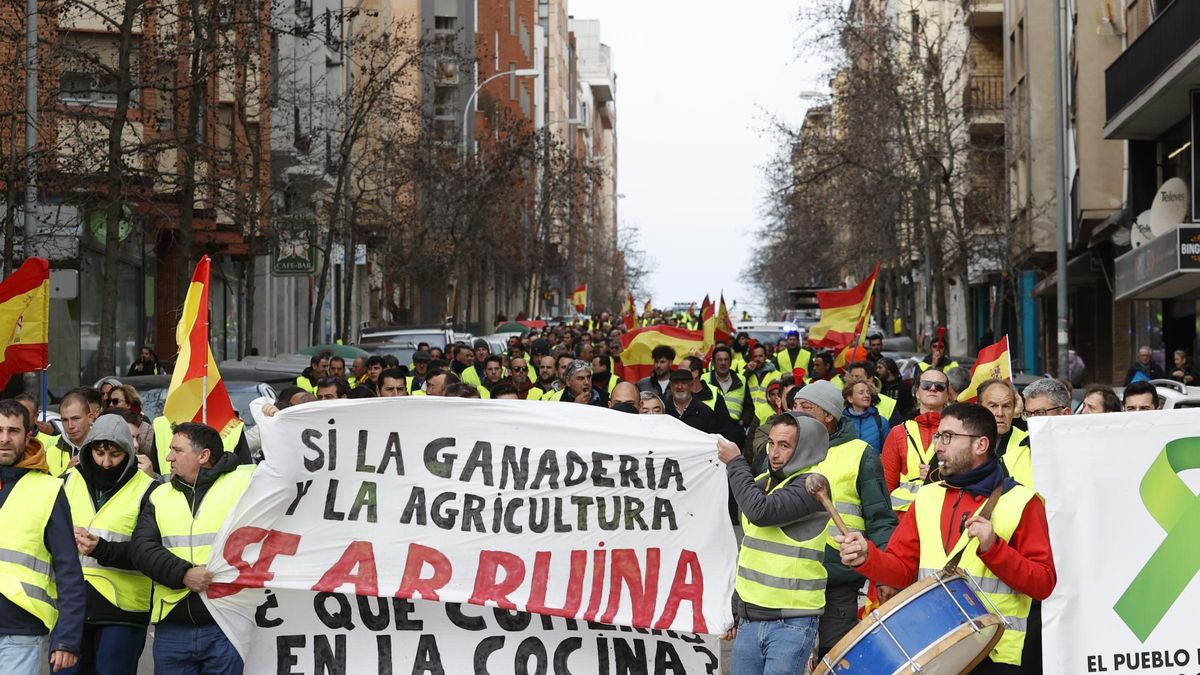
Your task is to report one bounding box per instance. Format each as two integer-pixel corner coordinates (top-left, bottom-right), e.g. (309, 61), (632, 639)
(216, 105), (234, 152)
(59, 72), (124, 107)
(509, 62), (517, 99)
(910, 10), (920, 60)
(435, 16), (456, 31)
(509, 0), (517, 35)
(434, 86), (455, 118)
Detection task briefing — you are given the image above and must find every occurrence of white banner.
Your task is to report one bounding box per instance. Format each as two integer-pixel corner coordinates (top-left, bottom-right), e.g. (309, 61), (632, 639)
(203, 399), (737, 667)
(1032, 409), (1200, 674)
(210, 588), (722, 674)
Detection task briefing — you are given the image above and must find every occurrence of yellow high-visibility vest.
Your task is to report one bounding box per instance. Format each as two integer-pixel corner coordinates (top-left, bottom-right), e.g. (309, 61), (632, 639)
(0, 471), (65, 629)
(999, 427), (1033, 489)
(736, 470), (828, 611)
(810, 439), (870, 546)
(152, 417), (241, 476)
(890, 420), (935, 512)
(915, 483), (1037, 666)
(148, 466), (255, 623)
(63, 468), (156, 612)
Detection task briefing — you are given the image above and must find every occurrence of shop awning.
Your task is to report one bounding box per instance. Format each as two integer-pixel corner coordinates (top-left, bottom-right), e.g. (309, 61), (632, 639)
(1114, 226), (1200, 300)
(1030, 252), (1106, 298)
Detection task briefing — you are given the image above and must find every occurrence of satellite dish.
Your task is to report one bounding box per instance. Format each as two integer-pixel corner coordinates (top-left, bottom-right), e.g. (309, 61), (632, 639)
(1130, 211), (1153, 248)
(1149, 177), (1189, 237)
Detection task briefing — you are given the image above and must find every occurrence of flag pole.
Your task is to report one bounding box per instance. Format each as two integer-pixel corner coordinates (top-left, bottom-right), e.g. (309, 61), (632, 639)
(40, 367), (47, 424)
(201, 257), (208, 424)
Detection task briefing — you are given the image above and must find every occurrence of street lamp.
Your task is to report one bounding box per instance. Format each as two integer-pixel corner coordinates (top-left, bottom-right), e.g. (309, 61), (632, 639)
(461, 68), (539, 159)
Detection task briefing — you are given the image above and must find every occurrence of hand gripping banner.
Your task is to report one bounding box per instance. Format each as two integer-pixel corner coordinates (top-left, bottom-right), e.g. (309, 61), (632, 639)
(1113, 437), (1200, 641)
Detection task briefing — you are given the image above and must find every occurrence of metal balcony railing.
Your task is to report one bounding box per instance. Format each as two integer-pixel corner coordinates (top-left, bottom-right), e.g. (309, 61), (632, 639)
(965, 75), (1004, 116)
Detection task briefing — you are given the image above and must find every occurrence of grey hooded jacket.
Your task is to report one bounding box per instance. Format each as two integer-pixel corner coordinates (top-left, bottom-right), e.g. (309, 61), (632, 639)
(728, 413), (832, 620)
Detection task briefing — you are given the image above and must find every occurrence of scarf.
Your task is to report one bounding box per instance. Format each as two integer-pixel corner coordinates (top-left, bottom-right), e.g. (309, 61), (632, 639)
(942, 458), (1015, 498)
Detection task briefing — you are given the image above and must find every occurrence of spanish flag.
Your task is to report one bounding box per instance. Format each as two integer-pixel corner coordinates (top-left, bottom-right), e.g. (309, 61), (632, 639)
(716, 294), (734, 345)
(0, 258), (50, 387)
(623, 292), (636, 330)
(619, 325), (707, 382)
(808, 263), (879, 351)
(571, 284), (588, 313)
(700, 295), (715, 347)
(162, 256), (242, 442)
(957, 336), (1012, 403)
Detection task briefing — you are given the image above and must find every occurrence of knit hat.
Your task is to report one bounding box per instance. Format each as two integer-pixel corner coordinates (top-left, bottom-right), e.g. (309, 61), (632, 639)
(797, 380), (843, 421)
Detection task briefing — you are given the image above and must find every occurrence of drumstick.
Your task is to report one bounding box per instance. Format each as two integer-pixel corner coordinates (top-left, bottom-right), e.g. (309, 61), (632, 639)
(943, 484), (1006, 573)
(806, 476), (851, 538)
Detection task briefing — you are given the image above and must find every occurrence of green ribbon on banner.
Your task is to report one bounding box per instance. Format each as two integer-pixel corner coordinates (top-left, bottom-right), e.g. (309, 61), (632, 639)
(1114, 437), (1200, 642)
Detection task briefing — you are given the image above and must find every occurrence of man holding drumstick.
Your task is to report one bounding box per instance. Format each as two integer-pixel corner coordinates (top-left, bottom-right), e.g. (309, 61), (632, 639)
(836, 403), (1056, 674)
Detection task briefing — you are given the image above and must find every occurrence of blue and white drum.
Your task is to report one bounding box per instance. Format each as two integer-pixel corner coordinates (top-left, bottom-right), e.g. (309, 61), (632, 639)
(813, 572), (1006, 675)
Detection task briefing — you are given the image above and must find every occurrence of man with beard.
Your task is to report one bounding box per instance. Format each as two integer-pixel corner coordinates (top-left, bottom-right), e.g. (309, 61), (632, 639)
(0, 398), (84, 673)
(717, 413), (831, 674)
(838, 403), (1056, 674)
(636, 345), (675, 399)
(665, 369), (727, 436)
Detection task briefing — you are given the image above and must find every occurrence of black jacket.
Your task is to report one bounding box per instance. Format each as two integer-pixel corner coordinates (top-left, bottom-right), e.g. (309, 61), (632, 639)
(1124, 361), (1165, 385)
(131, 452), (243, 625)
(635, 375), (670, 399)
(0, 463), (85, 655)
(666, 394), (745, 445)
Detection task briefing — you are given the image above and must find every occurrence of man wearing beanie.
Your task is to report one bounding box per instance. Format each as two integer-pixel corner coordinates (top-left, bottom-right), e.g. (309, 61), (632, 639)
(64, 413), (158, 674)
(132, 423), (253, 674)
(791, 380), (897, 659)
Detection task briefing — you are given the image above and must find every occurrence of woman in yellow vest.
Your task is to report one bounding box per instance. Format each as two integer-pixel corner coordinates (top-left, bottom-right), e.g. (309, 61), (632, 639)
(65, 413), (158, 675)
(836, 403), (1057, 673)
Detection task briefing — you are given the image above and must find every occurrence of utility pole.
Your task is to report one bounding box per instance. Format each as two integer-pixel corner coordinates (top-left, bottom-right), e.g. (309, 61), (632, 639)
(1052, 0), (1070, 377)
(23, 0), (38, 258)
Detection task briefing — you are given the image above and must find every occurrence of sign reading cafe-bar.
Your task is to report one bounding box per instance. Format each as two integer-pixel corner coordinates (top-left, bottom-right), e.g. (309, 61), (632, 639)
(203, 399), (737, 673)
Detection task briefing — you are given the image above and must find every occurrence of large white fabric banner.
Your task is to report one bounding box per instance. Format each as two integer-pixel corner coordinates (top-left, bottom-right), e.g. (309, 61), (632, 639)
(1032, 409), (1200, 674)
(203, 399), (737, 669)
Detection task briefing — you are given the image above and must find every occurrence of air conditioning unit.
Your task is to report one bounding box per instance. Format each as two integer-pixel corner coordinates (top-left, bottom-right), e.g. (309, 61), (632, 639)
(435, 58), (459, 85)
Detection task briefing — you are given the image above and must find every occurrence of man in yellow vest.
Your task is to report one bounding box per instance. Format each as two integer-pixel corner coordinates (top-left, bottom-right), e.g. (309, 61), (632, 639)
(49, 391), (98, 478)
(980, 379), (1032, 487)
(0, 398), (84, 673)
(295, 352), (330, 394)
(790, 381), (898, 656)
(837, 403), (1057, 674)
(65, 413), (157, 674)
(717, 413), (832, 674)
(774, 329), (812, 374)
(709, 345), (754, 428)
(131, 422), (253, 674)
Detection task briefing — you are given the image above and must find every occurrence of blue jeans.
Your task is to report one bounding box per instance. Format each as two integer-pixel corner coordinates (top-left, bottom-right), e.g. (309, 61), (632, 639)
(731, 615), (820, 675)
(152, 624), (243, 675)
(0, 633), (48, 675)
(60, 624), (148, 675)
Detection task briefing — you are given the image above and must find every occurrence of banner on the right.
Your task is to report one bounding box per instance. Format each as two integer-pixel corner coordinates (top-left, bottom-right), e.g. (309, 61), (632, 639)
(1031, 409), (1200, 674)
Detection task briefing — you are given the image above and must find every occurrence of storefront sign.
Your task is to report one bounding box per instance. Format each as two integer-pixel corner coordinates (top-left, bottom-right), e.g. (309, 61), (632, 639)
(273, 234), (316, 274)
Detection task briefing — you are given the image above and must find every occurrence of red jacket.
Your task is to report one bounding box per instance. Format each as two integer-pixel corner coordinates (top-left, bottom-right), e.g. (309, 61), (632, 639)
(882, 411), (940, 492)
(856, 485), (1057, 601)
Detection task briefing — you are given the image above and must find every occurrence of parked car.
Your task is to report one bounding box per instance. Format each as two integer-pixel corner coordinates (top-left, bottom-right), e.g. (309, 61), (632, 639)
(119, 375), (280, 429)
(360, 325), (457, 349)
(735, 322), (803, 347)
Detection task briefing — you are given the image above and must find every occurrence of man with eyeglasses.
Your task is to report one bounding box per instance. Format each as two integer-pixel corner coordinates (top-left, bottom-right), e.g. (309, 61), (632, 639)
(882, 368), (950, 513)
(837, 402), (1057, 674)
(1121, 381), (1160, 412)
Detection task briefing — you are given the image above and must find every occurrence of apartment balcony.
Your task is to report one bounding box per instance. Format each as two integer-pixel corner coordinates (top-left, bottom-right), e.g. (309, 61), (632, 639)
(1104, 0), (1200, 139)
(963, 0), (1002, 28)
(964, 75), (1004, 131)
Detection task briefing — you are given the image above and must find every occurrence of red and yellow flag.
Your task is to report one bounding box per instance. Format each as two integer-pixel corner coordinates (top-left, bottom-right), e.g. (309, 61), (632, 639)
(623, 292), (636, 330)
(618, 325), (707, 382)
(163, 256), (242, 442)
(716, 294), (734, 346)
(957, 336), (1012, 402)
(808, 263), (880, 352)
(0, 258), (50, 387)
(571, 284), (588, 313)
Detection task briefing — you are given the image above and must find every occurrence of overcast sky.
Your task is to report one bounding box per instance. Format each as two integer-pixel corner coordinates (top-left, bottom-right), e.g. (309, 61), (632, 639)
(569, 0), (828, 318)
